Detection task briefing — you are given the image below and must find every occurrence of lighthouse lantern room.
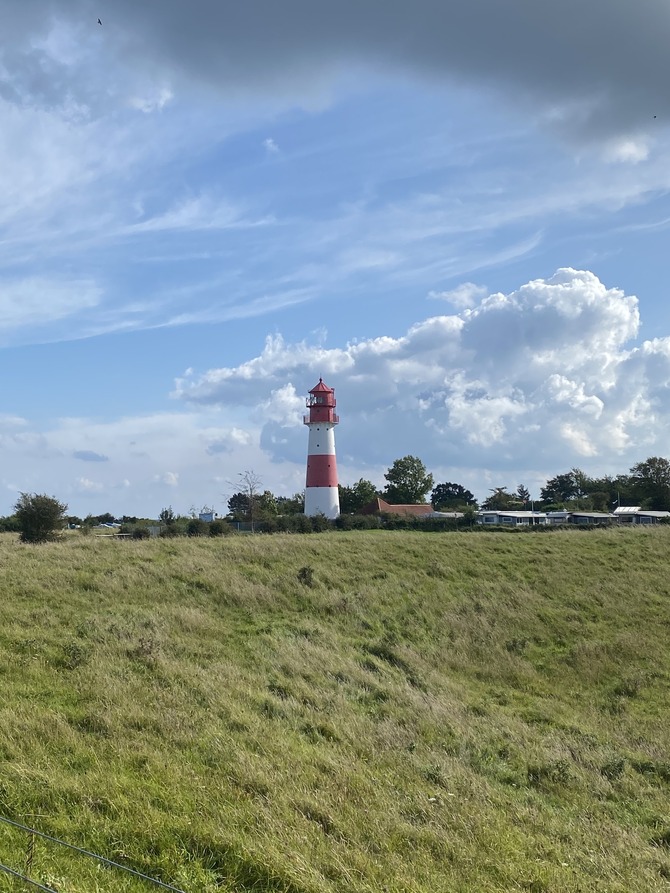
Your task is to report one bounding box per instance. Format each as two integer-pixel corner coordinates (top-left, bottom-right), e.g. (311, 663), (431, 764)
(304, 378), (340, 518)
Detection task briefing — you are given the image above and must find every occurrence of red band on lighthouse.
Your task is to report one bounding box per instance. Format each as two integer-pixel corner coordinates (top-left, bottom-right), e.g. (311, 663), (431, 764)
(306, 455), (338, 488)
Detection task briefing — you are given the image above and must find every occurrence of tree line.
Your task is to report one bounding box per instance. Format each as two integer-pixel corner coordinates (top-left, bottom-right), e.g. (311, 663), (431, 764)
(5, 454), (670, 543)
(226, 454), (670, 521)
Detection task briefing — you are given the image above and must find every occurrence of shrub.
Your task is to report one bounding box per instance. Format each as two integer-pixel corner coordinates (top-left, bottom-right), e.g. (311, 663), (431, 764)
(293, 514), (312, 534)
(131, 527), (150, 540)
(187, 519), (208, 537)
(14, 492), (68, 544)
(209, 520), (230, 537)
(297, 565), (315, 587)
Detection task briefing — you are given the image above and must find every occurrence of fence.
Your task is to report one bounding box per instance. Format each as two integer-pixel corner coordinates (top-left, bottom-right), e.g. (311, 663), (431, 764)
(0, 816), (186, 892)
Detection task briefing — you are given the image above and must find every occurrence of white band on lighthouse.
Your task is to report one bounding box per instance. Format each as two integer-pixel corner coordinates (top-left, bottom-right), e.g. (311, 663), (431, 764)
(304, 379), (340, 519)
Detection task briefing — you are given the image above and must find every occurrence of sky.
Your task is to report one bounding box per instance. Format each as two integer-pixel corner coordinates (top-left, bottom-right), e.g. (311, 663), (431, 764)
(1, 0), (670, 517)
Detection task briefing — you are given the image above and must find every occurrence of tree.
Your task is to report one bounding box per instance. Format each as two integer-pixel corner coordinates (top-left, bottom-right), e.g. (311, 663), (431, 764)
(227, 492), (250, 520)
(481, 487), (521, 511)
(629, 456), (670, 510)
(256, 490), (278, 520)
(540, 472), (579, 506)
(431, 482), (477, 510)
(94, 512), (115, 525)
(383, 456), (434, 504)
(515, 484), (531, 506)
(339, 479), (380, 513)
(229, 470), (263, 531)
(14, 493), (68, 544)
(276, 493), (305, 515)
(159, 506), (176, 526)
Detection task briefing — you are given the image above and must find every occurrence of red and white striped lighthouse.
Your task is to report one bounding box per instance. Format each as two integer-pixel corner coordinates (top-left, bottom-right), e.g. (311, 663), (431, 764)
(304, 378), (340, 518)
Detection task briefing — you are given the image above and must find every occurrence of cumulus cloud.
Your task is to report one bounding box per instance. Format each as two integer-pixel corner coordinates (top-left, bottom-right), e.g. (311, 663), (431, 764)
(263, 137), (279, 154)
(428, 283), (487, 309)
(175, 268), (670, 480)
(205, 427), (253, 455)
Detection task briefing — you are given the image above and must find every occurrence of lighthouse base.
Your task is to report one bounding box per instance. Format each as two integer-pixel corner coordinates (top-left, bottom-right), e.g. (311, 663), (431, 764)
(305, 487), (340, 519)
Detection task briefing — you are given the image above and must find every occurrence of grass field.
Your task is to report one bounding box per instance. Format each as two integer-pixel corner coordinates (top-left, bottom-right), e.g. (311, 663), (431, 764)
(0, 527), (669, 892)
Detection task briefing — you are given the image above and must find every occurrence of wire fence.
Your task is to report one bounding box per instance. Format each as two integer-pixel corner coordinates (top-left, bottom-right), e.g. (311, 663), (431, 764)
(0, 815), (187, 892)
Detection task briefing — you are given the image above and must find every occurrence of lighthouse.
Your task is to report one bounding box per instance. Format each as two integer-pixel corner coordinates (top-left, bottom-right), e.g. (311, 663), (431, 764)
(304, 378), (340, 518)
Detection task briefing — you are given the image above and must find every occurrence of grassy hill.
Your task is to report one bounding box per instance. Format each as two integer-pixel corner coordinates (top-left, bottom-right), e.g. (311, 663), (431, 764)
(0, 528), (669, 892)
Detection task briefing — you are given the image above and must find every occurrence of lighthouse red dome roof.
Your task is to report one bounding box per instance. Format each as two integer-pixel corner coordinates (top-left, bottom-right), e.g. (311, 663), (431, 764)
(309, 378), (333, 394)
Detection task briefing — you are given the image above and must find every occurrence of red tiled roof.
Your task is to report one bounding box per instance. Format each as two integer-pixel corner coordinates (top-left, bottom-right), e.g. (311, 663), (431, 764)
(309, 378), (333, 393)
(360, 498), (433, 517)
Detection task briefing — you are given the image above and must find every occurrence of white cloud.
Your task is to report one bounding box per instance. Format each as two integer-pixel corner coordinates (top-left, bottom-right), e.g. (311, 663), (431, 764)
(428, 282), (487, 309)
(263, 137), (279, 153)
(76, 477), (104, 493)
(0, 277), (101, 333)
(257, 384), (305, 427)
(125, 195), (272, 234)
(175, 268), (670, 488)
(603, 137), (650, 165)
(128, 86), (173, 114)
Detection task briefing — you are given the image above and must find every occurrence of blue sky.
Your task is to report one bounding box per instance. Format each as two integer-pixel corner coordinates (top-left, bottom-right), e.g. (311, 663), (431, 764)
(2, 0), (670, 516)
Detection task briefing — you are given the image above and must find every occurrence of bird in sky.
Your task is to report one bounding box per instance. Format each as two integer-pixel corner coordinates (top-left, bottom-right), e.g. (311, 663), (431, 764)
(98, 18), (102, 25)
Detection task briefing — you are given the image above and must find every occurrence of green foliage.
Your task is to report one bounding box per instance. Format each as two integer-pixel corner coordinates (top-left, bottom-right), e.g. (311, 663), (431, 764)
(515, 484), (531, 505)
(335, 513), (381, 530)
(630, 456), (670, 509)
(338, 478), (379, 513)
(540, 472), (580, 505)
(481, 487), (523, 510)
(158, 506), (176, 526)
(0, 514), (20, 532)
(276, 493), (305, 515)
(310, 512), (331, 532)
(186, 518), (208, 537)
(297, 565), (315, 586)
(431, 481), (477, 510)
(13, 492), (68, 543)
(383, 455), (434, 504)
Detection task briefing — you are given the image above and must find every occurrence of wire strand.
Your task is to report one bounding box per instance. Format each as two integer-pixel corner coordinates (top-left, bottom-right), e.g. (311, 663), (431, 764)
(0, 815), (187, 892)
(0, 861), (60, 892)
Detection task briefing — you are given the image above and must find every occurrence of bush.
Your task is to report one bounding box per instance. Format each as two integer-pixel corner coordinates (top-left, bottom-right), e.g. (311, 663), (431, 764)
(209, 520), (230, 537)
(131, 527), (150, 540)
(187, 519), (208, 537)
(14, 493), (68, 544)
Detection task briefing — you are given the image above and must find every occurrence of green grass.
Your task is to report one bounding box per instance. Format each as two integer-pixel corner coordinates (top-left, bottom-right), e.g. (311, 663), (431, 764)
(0, 528), (669, 891)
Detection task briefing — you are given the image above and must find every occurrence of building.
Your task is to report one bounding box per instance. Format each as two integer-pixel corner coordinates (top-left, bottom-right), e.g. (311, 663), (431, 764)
(304, 378), (340, 519)
(360, 498), (434, 518)
(477, 511), (549, 526)
(614, 506), (670, 524)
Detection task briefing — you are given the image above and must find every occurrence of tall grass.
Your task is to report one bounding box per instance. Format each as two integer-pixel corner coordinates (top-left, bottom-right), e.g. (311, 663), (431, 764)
(0, 528), (669, 891)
